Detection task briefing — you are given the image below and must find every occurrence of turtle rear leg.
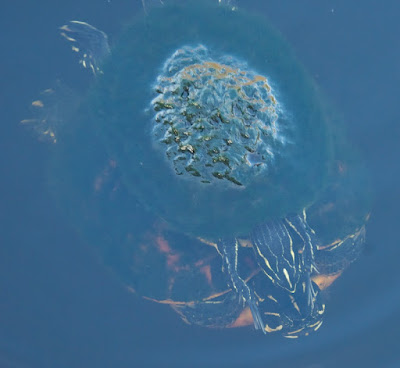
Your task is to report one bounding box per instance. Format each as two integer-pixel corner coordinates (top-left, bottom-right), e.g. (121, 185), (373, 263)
(217, 238), (265, 333)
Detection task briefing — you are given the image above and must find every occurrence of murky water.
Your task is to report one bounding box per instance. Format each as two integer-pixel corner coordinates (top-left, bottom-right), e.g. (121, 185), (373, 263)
(1, 0), (399, 367)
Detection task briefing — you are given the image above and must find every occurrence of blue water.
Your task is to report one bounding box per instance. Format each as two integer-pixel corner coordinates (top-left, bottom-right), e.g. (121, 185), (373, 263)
(1, 0), (399, 367)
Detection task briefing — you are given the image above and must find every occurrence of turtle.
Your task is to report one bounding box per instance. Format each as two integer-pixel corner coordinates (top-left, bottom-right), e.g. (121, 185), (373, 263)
(22, 0), (371, 336)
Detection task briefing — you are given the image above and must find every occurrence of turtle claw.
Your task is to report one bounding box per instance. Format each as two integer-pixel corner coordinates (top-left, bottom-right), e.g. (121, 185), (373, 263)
(237, 287), (265, 332)
(248, 299), (266, 333)
(306, 273), (316, 309)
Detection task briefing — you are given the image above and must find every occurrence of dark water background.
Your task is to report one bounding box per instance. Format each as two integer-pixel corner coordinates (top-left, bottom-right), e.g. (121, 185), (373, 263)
(1, 0), (399, 367)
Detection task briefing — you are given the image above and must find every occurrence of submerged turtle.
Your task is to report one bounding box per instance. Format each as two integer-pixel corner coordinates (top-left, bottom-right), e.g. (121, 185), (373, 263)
(23, 0), (370, 336)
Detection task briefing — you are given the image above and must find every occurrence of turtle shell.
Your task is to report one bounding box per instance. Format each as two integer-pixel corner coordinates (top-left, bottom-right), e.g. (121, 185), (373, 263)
(85, 0), (333, 239)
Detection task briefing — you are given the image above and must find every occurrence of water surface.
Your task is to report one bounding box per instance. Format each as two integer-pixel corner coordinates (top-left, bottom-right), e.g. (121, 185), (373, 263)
(1, 0), (399, 367)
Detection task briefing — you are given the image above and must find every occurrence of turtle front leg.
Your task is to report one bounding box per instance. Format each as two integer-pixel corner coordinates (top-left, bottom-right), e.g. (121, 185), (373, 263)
(217, 238), (266, 333)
